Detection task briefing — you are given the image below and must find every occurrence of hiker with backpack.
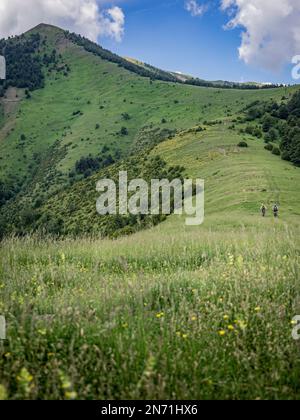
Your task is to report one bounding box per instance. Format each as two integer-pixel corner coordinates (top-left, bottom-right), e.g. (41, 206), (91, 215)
(273, 204), (279, 218)
(260, 204), (267, 217)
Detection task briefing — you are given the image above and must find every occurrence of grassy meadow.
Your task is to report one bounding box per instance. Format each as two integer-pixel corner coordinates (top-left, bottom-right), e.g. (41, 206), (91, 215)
(2, 120), (300, 399)
(0, 223), (299, 400)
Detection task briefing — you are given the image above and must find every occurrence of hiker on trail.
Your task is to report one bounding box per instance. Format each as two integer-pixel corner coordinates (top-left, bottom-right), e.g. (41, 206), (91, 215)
(273, 204), (279, 218)
(261, 204), (267, 217)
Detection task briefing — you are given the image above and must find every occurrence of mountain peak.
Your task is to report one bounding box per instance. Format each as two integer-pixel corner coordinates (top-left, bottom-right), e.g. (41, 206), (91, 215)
(26, 23), (64, 35)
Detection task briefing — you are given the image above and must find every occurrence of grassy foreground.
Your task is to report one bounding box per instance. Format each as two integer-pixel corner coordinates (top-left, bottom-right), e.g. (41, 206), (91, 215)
(0, 223), (300, 400)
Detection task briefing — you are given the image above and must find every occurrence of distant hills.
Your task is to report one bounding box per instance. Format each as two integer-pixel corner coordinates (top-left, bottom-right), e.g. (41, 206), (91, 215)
(124, 57), (285, 90)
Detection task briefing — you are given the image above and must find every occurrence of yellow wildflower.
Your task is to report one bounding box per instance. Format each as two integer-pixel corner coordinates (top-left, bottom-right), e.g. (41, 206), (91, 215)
(204, 379), (213, 386)
(17, 368), (33, 384)
(237, 320), (248, 330)
(255, 307), (261, 313)
(65, 391), (77, 400)
(17, 368), (34, 396)
(237, 255), (244, 267)
(0, 384), (7, 400)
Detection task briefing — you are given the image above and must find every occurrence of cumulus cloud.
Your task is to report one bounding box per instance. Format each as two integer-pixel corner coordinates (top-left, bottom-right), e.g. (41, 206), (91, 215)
(100, 6), (124, 42)
(221, 0), (300, 70)
(185, 0), (207, 17)
(0, 0), (125, 42)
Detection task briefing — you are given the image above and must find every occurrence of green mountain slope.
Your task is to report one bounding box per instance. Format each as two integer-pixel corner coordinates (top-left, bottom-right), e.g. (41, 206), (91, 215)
(0, 24), (299, 237)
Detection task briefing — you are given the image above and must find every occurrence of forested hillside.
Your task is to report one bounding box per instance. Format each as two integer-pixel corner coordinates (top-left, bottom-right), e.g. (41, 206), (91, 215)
(243, 91), (300, 166)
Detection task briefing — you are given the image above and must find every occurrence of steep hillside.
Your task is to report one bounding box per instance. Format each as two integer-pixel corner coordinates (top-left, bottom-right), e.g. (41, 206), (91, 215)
(154, 120), (300, 231)
(0, 24), (299, 237)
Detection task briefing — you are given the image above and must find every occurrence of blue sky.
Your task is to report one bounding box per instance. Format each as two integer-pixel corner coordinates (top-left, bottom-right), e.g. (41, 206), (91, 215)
(1, 0), (299, 85)
(99, 0), (298, 85)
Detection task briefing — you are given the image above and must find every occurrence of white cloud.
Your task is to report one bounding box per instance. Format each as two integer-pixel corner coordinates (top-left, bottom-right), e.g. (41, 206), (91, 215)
(101, 6), (125, 42)
(0, 0), (125, 42)
(185, 0), (207, 17)
(221, 0), (300, 70)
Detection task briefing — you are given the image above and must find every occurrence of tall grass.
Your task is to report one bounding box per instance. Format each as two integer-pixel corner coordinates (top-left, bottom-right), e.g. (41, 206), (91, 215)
(0, 227), (299, 399)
